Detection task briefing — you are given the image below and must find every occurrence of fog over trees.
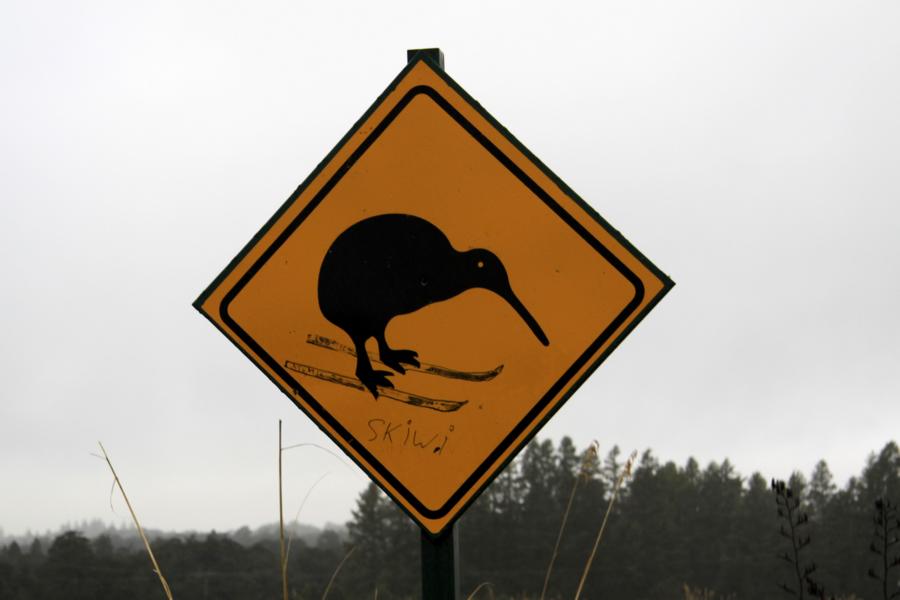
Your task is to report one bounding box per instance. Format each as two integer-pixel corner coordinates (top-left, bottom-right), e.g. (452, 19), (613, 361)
(2, 438), (898, 599)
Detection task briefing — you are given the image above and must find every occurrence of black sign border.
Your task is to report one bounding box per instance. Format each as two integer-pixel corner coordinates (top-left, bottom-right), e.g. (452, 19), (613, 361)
(195, 53), (674, 534)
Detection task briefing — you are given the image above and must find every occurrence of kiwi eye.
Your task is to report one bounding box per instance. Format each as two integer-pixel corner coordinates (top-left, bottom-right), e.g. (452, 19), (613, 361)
(477, 260), (484, 268)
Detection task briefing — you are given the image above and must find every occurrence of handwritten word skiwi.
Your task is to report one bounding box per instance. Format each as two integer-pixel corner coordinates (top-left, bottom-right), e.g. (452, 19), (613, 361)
(366, 418), (455, 455)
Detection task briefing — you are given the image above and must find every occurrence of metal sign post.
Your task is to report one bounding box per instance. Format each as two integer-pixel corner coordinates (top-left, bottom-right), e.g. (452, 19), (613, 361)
(407, 48), (459, 600)
(421, 524), (459, 600)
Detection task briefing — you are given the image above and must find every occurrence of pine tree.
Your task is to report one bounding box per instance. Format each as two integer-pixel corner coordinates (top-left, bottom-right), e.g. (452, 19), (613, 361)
(868, 498), (900, 600)
(862, 443), (900, 508)
(736, 473), (780, 598)
(695, 460), (743, 595)
(40, 531), (100, 600)
(459, 452), (526, 596)
(346, 483), (392, 596)
(601, 445), (622, 492)
(602, 449), (660, 598)
(818, 477), (866, 595)
(380, 498), (419, 597)
(550, 441), (606, 599)
(27, 538), (43, 563)
(519, 439), (558, 593)
(808, 461), (837, 520)
(553, 436), (580, 509)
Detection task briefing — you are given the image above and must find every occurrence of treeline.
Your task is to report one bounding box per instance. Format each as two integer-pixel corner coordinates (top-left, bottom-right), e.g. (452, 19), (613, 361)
(0, 520), (344, 556)
(1, 439), (898, 599)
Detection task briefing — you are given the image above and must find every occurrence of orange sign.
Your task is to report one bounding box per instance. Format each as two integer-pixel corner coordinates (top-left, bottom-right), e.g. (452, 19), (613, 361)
(195, 53), (672, 534)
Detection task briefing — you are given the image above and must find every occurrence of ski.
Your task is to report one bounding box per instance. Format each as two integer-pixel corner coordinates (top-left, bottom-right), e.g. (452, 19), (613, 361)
(284, 360), (468, 413)
(305, 334), (503, 382)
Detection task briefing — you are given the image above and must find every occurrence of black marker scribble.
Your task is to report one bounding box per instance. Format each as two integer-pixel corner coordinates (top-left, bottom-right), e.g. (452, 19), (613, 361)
(284, 360), (467, 413)
(306, 334), (504, 382)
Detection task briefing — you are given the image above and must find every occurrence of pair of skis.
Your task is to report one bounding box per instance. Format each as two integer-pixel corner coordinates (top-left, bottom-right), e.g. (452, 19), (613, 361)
(283, 334), (503, 413)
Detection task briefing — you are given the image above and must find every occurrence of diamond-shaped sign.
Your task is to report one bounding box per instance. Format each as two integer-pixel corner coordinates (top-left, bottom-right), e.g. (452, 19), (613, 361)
(195, 52), (672, 534)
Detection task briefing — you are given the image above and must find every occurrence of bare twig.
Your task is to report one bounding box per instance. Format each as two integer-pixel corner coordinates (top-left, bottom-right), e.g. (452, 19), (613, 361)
(573, 449), (637, 600)
(97, 442), (173, 600)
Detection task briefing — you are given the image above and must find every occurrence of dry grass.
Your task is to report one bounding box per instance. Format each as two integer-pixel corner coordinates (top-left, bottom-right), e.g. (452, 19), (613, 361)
(279, 420), (289, 600)
(90, 431), (668, 600)
(572, 449), (638, 600)
(540, 440), (599, 600)
(466, 581), (496, 599)
(285, 473), (330, 563)
(278, 420), (358, 600)
(321, 544), (356, 600)
(96, 442), (174, 600)
(278, 422), (336, 598)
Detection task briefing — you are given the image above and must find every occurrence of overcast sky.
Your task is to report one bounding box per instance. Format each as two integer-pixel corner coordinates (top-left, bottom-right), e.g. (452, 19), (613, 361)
(2, 0), (899, 538)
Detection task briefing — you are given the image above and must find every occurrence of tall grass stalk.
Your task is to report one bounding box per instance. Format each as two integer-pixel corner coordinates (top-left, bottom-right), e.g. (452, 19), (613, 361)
(540, 440), (599, 600)
(284, 472), (330, 565)
(279, 420), (289, 600)
(279, 424), (352, 598)
(466, 581), (496, 599)
(573, 449), (637, 600)
(322, 545), (356, 600)
(97, 442), (173, 600)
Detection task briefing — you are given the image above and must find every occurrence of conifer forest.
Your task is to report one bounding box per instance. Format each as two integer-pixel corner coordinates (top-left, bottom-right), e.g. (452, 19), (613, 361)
(1, 438), (898, 600)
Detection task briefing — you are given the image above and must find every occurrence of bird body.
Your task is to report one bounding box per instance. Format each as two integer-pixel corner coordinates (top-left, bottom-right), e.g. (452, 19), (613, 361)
(319, 215), (462, 336)
(317, 213), (548, 396)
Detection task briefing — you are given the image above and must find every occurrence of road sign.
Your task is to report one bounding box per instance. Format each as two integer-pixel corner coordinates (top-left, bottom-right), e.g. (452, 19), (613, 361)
(195, 51), (673, 535)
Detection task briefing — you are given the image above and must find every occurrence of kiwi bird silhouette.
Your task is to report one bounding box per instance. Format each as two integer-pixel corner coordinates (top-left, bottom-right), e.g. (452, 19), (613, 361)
(317, 213), (550, 397)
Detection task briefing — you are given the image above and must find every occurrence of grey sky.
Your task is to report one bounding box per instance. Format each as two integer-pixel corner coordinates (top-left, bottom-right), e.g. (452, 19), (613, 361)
(2, 1), (899, 537)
